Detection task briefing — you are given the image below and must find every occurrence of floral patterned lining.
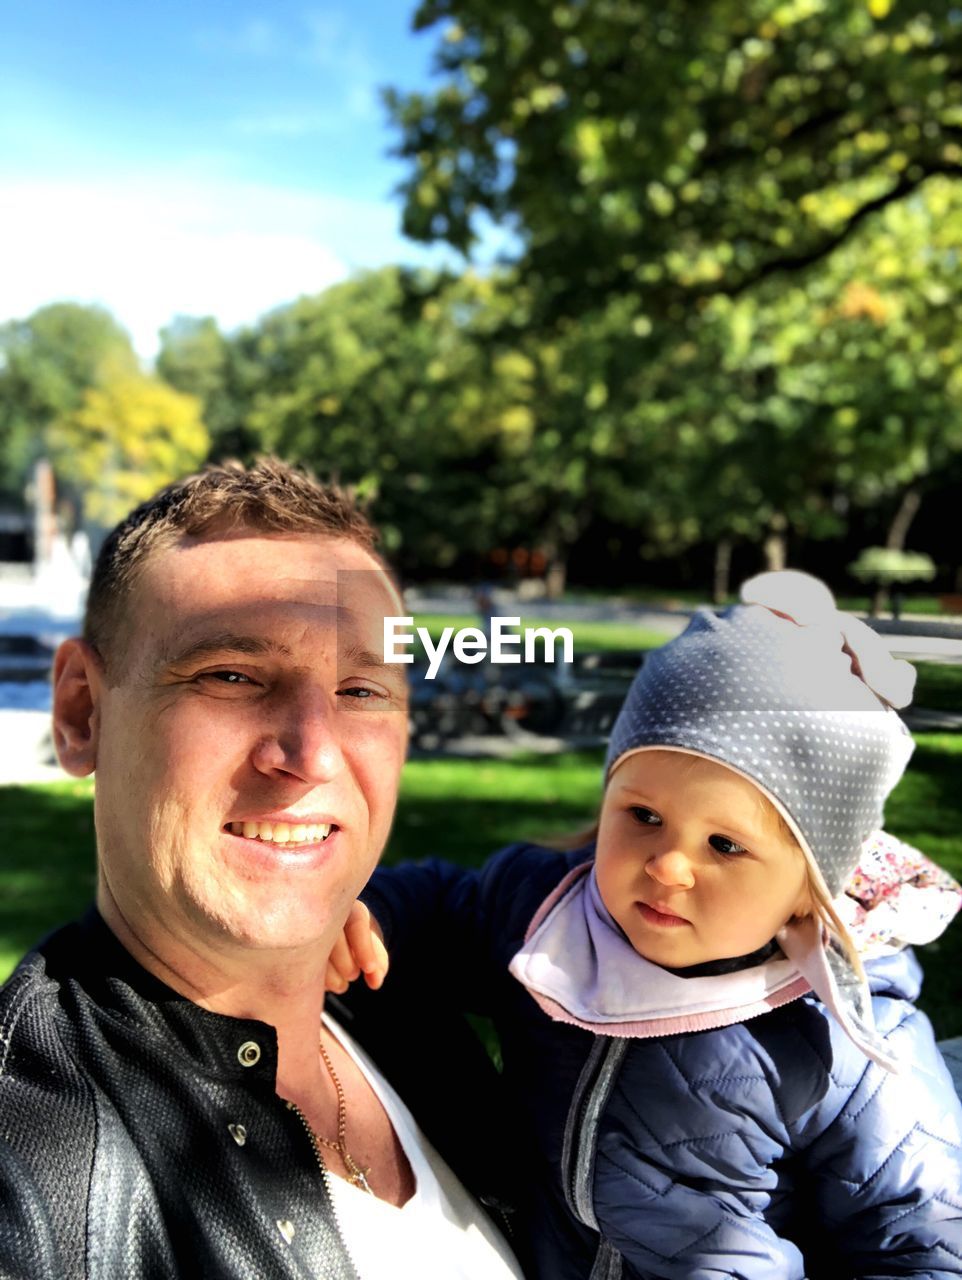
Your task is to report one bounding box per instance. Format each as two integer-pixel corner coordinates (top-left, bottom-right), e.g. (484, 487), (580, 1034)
(840, 830), (962, 958)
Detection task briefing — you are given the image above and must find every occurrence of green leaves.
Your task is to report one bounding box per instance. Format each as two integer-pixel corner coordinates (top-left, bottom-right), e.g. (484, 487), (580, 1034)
(849, 547), (937, 584)
(388, 0), (962, 322)
(0, 304), (140, 498)
(49, 376), (209, 527)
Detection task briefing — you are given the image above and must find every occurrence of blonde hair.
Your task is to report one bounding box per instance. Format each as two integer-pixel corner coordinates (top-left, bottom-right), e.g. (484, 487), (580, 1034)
(802, 863), (866, 983)
(734, 789), (867, 981)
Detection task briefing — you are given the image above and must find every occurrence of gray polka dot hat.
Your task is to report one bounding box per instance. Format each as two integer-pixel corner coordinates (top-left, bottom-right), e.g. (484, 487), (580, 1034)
(605, 571), (916, 902)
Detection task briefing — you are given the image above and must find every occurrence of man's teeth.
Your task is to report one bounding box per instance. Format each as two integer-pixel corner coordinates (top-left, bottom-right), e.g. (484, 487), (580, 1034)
(228, 821), (333, 844)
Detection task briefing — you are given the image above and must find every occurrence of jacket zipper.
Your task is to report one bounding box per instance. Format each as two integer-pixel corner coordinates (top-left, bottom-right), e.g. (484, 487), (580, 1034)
(286, 1099), (362, 1279)
(563, 1036), (627, 1227)
(562, 1037), (628, 1277)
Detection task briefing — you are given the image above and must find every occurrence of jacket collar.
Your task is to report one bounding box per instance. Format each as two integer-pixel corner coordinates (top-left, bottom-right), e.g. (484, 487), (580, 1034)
(38, 906), (286, 1083)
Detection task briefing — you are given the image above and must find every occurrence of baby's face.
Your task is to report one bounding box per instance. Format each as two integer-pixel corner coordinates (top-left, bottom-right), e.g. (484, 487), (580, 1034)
(595, 749), (811, 969)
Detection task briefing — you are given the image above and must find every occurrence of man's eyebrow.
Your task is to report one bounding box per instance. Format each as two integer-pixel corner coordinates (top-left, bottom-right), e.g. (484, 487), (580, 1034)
(161, 633), (294, 668)
(343, 644), (393, 669)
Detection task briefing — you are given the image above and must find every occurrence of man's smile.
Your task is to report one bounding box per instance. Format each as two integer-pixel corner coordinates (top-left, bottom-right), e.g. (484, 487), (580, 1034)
(219, 817), (344, 872)
(224, 819), (337, 845)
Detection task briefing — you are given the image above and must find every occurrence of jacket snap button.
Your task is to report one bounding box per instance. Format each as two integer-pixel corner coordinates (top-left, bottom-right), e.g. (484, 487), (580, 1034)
(277, 1219), (295, 1245)
(228, 1123), (247, 1146)
(237, 1040), (261, 1067)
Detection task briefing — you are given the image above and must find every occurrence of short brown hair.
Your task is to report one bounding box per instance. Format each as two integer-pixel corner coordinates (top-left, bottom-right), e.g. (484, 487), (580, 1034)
(84, 457), (381, 662)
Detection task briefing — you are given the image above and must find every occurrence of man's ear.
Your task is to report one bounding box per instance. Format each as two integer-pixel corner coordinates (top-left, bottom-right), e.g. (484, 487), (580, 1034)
(52, 639), (105, 777)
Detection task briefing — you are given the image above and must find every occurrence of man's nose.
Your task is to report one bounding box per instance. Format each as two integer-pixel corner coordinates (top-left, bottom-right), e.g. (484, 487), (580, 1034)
(644, 847), (696, 890)
(251, 694), (346, 784)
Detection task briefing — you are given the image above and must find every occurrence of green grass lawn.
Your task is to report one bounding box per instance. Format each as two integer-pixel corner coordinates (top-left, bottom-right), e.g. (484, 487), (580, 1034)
(913, 662), (962, 714)
(2, 732), (960, 1037)
(0, 779), (97, 979)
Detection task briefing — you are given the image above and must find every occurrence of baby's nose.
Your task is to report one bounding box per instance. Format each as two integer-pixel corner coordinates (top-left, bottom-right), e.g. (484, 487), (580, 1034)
(644, 848), (696, 890)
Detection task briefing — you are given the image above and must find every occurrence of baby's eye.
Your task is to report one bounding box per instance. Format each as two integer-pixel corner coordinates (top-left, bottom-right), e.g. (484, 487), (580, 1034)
(709, 834), (749, 857)
(629, 806), (661, 826)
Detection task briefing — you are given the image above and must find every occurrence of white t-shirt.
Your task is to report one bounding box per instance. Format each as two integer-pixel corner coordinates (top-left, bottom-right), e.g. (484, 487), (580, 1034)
(322, 1015), (524, 1280)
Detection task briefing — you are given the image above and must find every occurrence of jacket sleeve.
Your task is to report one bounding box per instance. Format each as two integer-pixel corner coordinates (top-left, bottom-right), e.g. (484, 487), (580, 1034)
(594, 982), (962, 1280)
(595, 1162), (812, 1280)
(799, 1001), (962, 1277)
(0, 1136), (67, 1280)
(362, 845), (530, 1013)
(362, 843), (580, 1014)
(363, 857), (482, 958)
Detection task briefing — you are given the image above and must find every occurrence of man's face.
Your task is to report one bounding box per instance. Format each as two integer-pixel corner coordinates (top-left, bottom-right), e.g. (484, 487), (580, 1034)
(88, 532), (408, 960)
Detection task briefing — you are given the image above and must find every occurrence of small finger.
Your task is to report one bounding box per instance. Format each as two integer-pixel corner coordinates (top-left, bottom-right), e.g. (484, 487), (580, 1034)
(363, 931), (390, 990)
(328, 933), (360, 984)
(324, 966), (350, 995)
(343, 903), (379, 974)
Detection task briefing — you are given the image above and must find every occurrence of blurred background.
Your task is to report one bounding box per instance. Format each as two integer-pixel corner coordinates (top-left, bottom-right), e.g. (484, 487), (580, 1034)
(1, 0), (961, 1040)
(3, 0), (962, 599)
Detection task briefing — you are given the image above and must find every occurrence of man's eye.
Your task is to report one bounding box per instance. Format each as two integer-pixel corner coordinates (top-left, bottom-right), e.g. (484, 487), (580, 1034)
(337, 686), (377, 699)
(709, 834), (748, 857)
(205, 671), (253, 685)
(629, 806), (661, 826)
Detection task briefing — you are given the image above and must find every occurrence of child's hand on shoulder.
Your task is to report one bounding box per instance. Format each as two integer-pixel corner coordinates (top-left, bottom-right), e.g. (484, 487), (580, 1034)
(326, 902), (389, 993)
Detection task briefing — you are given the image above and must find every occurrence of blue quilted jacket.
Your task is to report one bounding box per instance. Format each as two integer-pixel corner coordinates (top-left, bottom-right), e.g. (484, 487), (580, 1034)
(364, 844), (962, 1280)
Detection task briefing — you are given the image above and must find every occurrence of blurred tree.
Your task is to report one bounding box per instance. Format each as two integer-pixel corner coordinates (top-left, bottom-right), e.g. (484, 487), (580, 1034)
(382, 0), (962, 585)
(387, 0), (962, 322)
(230, 266), (525, 568)
(0, 304), (138, 495)
(236, 266), (694, 587)
(475, 291), (669, 594)
(622, 177), (962, 592)
(219, 174), (962, 588)
(49, 376), (209, 527)
(849, 546), (936, 614)
(157, 315), (261, 459)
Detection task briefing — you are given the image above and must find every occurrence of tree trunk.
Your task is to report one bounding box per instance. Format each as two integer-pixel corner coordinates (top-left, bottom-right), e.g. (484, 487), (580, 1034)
(540, 521), (577, 600)
(713, 537), (733, 604)
(763, 514), (788, 573)
(873, 486), (923, 615)
(544, 554), (567, 599)
(885, 486), (922, 551)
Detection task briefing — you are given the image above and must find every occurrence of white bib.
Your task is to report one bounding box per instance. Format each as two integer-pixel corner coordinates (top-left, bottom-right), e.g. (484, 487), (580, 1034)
(508, 862), (809, 1038)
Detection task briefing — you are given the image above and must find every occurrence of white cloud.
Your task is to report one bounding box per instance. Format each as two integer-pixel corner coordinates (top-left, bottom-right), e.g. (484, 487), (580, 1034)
(0, 174), (438, 358)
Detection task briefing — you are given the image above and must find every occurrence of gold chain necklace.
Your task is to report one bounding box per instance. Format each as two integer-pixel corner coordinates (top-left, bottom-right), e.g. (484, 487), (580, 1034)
(314, 1034), (374, 1195)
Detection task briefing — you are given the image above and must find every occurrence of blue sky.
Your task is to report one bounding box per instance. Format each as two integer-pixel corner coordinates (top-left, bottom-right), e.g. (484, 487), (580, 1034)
(0, 1), (466, 356)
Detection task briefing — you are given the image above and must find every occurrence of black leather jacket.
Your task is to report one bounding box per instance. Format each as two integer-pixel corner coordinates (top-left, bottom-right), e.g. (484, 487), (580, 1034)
(0, 909), (517, 1279)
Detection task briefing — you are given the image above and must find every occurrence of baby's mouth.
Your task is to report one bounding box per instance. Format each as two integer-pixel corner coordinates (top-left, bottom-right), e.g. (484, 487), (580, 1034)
(224, 821), (335, 845)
